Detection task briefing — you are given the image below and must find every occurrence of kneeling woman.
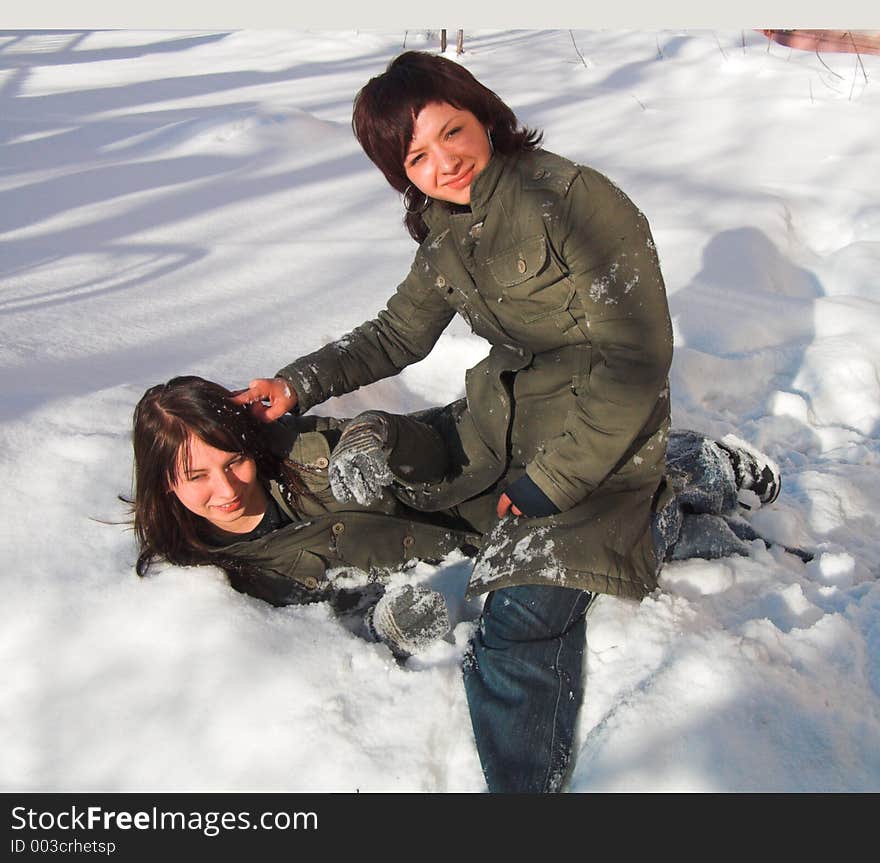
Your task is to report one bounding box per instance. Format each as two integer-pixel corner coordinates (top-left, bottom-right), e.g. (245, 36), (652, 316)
(131, 375), (480, 657)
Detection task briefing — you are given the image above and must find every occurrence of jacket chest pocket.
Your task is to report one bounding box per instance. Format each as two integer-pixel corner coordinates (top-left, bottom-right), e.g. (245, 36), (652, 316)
(287, 431), (335, 508)
(486, 235), (575, 323)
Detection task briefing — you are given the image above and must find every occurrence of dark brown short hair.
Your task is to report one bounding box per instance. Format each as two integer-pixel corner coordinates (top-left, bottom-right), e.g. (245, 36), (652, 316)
(352, 51), (542, 242)
(130, 376), (311, 578)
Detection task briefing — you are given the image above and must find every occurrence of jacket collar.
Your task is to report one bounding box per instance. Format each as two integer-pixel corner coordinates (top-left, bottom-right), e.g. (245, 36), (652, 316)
(467, 151), (508, 217)
(422, 151), (510, 233)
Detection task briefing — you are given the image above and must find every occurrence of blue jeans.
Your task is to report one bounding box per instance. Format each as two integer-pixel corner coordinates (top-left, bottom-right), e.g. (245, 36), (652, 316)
(463, 584), (594, 793)
(461, 431), (787, 793)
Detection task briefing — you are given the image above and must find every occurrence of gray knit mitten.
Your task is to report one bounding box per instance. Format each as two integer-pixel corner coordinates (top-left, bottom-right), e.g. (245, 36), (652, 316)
(366, 584), (451, 659)
(329, 411), (393, 506)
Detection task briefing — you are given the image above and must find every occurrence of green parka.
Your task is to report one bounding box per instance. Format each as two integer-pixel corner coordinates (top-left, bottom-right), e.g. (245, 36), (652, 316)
(214, 414), (479, 607)
(277, 149), (674, 601)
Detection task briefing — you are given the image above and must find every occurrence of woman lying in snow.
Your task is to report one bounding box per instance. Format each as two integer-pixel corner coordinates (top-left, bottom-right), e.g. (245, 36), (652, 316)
(130, 376), (787, 663)
(131, 375), (474, 659)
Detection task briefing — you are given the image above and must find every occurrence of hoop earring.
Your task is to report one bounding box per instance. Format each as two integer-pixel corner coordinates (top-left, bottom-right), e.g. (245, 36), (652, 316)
(403, 184), (430, 214)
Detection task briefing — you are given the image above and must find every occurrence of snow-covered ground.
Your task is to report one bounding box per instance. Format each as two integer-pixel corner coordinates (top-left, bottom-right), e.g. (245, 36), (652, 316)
(2, 29), (878, 792)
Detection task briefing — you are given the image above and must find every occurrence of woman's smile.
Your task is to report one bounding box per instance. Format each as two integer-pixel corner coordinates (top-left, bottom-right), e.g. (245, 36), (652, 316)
(443, 164), (476, 190)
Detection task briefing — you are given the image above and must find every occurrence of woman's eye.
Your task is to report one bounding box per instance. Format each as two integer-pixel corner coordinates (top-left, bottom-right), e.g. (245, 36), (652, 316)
(447, 127), (461, 138)
(409, 154), (424, 167)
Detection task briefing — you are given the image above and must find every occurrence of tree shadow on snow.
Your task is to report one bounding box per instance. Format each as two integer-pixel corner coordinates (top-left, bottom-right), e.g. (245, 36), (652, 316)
(0, 32), (413, 419)
(0, 31), (232, 69)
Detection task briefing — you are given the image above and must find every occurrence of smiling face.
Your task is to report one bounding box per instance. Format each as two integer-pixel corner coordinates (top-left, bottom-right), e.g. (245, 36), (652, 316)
(170, 434), (267, 534)
(404, 102), (492, 206)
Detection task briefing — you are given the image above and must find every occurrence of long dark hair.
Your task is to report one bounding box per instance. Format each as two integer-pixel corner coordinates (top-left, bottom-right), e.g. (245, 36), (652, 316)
(131, 376), (313, 578)
(352, 51), (543, 242)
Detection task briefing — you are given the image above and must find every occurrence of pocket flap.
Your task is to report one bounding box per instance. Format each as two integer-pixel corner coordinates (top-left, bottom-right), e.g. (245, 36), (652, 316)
(487, 236), (548, 287)
(288, 431), (334, 497)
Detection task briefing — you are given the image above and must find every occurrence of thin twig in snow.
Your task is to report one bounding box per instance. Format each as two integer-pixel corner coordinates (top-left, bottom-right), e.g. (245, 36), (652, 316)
(631, 94), (647, 111)
(403, 31), (408, 49)
(569, 30), (589, 68)
(713, 31), (728, 60)
(849, 56), (859, 100)
(656, 36), (664, 60)
(848, 32), (868, 83)
(809, 78), (814, 104)
(816, 50), (844, 79)
(742, 30), (746, 54)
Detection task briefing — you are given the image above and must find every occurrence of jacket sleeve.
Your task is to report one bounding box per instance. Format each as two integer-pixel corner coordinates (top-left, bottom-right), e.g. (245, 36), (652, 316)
(525, 168), (674, 511)
(226, 565), (331, 608)
(276, 260), (455, 413)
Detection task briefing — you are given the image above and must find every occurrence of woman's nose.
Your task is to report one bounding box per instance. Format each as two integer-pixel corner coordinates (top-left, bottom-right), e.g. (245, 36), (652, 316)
(438, 147), (461, 172)
(212, 470), (237, 499)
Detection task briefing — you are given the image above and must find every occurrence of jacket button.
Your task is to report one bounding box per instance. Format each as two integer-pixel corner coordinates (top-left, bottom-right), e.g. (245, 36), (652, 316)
(403, 535), (415, 549)
(303, 576), (319, 590)
(332, 522), (345, 536)
(533, 168), (549, 180)
(314, 456), (329, 469)
(516, 258), (527, 274)
(435, 276), (446, 288)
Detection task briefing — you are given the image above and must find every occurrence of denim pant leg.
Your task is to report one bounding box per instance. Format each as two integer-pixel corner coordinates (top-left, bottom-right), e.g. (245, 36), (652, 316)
(462, 584), (593, 793)
(652, 504), (755, 563)
(653, 430), (755, 564)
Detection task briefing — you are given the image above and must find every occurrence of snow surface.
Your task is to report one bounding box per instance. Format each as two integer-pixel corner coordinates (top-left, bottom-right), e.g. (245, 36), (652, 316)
(2, 29), (879, 792)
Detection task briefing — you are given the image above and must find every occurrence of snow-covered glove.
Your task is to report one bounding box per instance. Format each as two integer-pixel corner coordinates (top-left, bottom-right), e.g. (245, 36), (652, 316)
(366, 584), (451, 660)
(329, 411), (394, 506)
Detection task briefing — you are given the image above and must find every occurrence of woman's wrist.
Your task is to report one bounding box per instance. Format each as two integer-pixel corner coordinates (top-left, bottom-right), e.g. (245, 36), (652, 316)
(505, 474), (560, 517)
